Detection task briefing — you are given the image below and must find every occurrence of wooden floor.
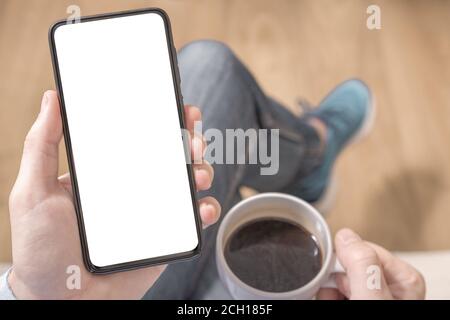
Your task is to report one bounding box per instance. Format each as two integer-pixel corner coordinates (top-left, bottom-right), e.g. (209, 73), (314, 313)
(1, 0), (450, 262)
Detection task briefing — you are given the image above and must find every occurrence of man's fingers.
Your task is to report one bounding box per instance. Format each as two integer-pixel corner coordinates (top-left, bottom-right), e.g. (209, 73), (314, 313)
(191, 133), (206, 164)
(193, 161), (214, 191)
(335, 273), (351, 297)
(183, 129), (206, 165)
(17, 90), (62, 188)
(367, 242), (426, 299)
(199, 196), (221, 228)
(335, 228), (392, 299)
(316, 288), (345, 300)
(184, 105), (202, 132)
(183, 105), (206, 163)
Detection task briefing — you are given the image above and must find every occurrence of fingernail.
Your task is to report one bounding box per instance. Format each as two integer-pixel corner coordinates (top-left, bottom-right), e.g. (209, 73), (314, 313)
(194, 167), (205, 177)
(200, 202), (213, 213)
(193, 167), (200, 178)
(337, 228), (361, 245)
(41, 92), (49, 112)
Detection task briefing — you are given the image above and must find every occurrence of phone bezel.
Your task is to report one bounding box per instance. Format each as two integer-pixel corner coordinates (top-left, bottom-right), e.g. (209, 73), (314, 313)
(48, 7), (202, 274)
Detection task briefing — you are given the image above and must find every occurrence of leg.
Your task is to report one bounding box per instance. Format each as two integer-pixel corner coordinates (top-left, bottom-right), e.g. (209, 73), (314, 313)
(144, 40), (322, 299)
(179, 40), (323, 192)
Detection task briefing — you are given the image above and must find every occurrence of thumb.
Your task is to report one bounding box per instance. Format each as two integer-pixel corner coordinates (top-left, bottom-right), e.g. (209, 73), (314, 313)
(17, 90), (62, 188)
(335, 228), (392, 299)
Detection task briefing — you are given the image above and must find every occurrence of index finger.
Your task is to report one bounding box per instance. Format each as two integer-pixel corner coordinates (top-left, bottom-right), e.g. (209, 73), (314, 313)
(184, 105), (202, 132)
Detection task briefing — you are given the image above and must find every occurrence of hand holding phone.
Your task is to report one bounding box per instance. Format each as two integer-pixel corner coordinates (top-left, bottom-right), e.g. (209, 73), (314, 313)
(49, 8), (206, 272)
(8, 90), (219, 299)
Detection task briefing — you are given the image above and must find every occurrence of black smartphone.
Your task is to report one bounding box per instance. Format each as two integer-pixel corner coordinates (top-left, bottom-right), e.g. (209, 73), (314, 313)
(49, 8), (201, 274)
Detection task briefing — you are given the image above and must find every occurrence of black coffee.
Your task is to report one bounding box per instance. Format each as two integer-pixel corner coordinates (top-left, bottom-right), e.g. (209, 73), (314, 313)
(224, 218), (322, 292)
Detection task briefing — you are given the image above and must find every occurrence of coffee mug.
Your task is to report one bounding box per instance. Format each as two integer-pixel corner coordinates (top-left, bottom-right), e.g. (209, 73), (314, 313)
(216, 192), (344, 300)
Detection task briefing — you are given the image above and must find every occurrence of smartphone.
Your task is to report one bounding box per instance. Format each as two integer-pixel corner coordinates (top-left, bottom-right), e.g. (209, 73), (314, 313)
(49, 8), (201, 273)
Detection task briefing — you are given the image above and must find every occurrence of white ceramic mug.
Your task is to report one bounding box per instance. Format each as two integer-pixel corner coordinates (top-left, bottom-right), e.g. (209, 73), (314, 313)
(216, 192), (344, 299)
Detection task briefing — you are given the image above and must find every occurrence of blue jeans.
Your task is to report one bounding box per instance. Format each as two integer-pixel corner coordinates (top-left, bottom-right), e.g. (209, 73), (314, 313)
(144, 40), (322, 299)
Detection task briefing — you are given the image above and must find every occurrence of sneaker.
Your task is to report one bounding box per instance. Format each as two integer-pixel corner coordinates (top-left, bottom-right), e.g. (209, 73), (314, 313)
(283, 79), (375, 214)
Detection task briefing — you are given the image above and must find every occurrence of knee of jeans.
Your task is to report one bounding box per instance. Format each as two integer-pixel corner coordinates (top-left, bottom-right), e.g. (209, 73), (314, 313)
(178, 40), (236, 70)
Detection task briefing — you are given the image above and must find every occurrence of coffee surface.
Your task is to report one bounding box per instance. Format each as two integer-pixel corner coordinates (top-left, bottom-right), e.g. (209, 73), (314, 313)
(224, 218), (322, 292)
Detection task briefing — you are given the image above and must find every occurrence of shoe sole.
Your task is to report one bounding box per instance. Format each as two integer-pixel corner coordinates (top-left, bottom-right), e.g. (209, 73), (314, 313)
(312, 84), (376, 215)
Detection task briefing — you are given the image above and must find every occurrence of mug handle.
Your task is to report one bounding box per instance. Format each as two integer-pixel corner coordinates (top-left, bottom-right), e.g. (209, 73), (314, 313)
(321, 254), (345, 288)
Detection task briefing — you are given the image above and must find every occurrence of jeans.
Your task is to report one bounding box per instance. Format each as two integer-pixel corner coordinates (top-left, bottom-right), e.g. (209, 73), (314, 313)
(144, 40), (322, 299)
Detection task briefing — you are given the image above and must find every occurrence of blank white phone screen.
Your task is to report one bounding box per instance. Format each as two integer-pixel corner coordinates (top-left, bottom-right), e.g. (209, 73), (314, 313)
(53, 12), (199, 268)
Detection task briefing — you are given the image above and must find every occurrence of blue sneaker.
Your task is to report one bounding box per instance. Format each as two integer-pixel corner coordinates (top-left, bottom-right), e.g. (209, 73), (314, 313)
(283, 79), (375, 213)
